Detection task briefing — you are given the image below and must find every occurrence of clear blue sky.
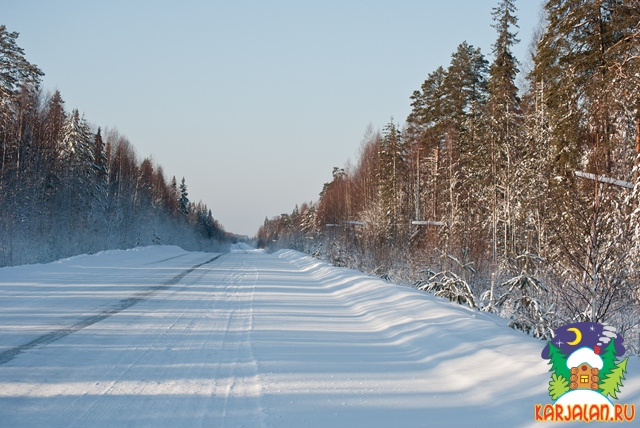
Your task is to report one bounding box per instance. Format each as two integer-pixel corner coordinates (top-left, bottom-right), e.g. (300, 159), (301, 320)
(4, 0), (544, 236)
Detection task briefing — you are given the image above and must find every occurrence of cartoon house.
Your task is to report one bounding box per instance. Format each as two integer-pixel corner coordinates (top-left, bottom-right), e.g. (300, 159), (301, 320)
(566, 347), (602, 390)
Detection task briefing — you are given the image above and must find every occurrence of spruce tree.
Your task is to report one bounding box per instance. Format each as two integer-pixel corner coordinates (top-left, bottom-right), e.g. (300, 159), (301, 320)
(60, 110), (94, 167)
(59, 109), (96, 214)
(179, 177), (189, 217)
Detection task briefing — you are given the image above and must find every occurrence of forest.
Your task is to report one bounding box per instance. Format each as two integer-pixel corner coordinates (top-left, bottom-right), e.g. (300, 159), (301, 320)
(257, 0), (640, 350)
(0, 25), (228, 267)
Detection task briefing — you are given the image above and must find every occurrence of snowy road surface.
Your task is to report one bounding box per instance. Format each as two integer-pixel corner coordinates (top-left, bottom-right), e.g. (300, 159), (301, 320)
(1, 245), (638, 427)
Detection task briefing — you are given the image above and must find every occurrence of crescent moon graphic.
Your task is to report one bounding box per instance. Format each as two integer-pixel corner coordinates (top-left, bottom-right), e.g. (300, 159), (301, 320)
(567, 327), (582, 346)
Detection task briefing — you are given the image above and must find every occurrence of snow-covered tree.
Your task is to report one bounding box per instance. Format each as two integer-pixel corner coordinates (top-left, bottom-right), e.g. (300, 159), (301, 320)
(59, 109), (94, 180)
(179, 177), (189, 217)
(378, 120), (405, 241)
(482, 0), (523, 264)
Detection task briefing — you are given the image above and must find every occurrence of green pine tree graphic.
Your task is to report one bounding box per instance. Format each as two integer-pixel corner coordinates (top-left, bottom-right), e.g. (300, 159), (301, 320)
(599, 357), (628, 400)
(547, 341), (571, 383)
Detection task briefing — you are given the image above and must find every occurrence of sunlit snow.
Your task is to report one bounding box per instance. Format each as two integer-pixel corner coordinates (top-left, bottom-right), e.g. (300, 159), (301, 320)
(0, 246), (638, 427)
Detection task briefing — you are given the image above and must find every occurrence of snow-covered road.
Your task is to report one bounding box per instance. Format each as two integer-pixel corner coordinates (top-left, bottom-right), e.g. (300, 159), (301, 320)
(1, 246), (638, 427)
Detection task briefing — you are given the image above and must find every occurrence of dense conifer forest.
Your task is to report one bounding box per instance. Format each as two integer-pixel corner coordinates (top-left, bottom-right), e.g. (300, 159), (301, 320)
(258, 0), (640, 349)
(0, 25), (227, 267)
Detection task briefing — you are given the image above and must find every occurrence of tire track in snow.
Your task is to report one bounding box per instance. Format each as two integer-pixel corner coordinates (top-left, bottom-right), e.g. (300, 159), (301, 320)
(0, 254), (223, 365)
(212, 255), (265, 428)
(61, 260), (222, 426)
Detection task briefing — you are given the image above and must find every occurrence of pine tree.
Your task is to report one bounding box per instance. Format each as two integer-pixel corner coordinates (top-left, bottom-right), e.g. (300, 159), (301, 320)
(0, 25), (43, 190)
(0, 25), (43, 99)
(408, 67), (447, 132)
(443, 42), (489, 122)
(407, 67), (447, 245)
(442, 42), (489, 258)
(407, 43), (490, 263)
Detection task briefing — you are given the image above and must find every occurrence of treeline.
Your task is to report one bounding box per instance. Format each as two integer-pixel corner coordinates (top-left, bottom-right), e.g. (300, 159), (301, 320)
(259, 0), (640, 347)
(0, 25), (227, 267)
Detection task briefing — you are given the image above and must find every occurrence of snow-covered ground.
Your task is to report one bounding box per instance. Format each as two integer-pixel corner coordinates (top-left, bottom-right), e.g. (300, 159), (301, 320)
(0, 245), (638, 427)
